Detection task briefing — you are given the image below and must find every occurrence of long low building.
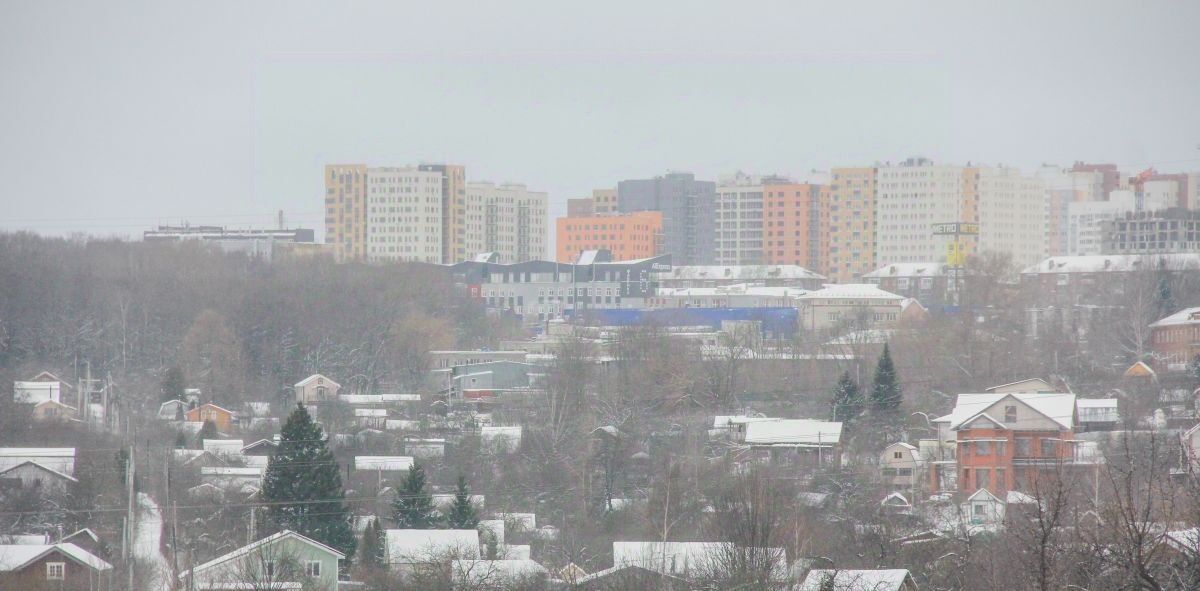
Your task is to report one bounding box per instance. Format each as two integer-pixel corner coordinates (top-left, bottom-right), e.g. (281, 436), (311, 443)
(653, 265), (825, 290)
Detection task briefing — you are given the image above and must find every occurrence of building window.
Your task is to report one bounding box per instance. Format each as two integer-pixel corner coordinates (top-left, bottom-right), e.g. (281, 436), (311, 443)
(306, 561), (322, 577)
(1004, 405), (1017, 423)
(975, 441), (991, 456)
(46, 562), (65, 580)
(975, 468), (990, 490)
(893, 451), (903, 459)
(1016, 437), (1032, 457)
(265, 561), (276, 578)
(1041, 439), (1058, 457)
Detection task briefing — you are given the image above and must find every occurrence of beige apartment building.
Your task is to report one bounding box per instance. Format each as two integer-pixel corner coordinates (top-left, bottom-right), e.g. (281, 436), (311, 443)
(464, 181), (549, 263)
(325, 164), (368, 261)
(827, 167), (877, 283)
(365, 167), (445, 263)
(419, 164), (467, 263)
(976, 166), (1047, 267)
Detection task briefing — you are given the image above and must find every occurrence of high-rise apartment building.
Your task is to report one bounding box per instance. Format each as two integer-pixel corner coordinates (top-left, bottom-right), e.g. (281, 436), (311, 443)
(876, 158), (972, 265)
(827, 167), (876, 282)
(875, 158), (1047, 269)
(592, 189), (618, 214)
(715, 173), (777, 265)
(976, 167), (1048, 268)
(418, 164), (467, 263)
(365, 167), (445, 264)
(763, 182), (827, 271)
(324, 164), (368, 261)
(464, 182), (549, 263)
(617, 172), (716, 266)
(555, 210), (662, 263)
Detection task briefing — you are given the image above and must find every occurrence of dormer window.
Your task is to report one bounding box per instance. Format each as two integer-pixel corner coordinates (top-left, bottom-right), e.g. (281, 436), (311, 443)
(1004, 405), (1017, 423)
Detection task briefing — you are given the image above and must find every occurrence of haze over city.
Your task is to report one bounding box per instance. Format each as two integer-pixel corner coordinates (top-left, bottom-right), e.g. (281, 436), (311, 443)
(2, 1), (1199, 238)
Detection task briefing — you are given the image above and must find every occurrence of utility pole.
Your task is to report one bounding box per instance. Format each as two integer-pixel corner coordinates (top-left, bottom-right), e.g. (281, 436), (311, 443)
(126, 444), (135, 591)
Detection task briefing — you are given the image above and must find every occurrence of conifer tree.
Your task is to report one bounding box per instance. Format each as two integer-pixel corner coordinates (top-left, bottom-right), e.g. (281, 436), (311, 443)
(870, 344), (902, 417)
(446, 475), (479, 529)
(831, 371), (864, 423)
(262, 404), (356, 561)
(195, 419), (218, 445)
(392, 459), (438, 529)
(358, 518), (386, 569)
(161, 366), (186, 402)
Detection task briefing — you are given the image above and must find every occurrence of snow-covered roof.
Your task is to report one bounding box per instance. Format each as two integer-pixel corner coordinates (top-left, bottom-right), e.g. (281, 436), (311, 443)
(796, 283), (904, 301)
(201, 467), (263, 477)
(339, 394), (420, 404)
(202, 439), (245, 456)
(1150, 307), (1200, 328)
(0, 542), (112, 572)
(0, 534), (50, 544)
(495, 513), (536, 531)
(451, 559), (547, 585)
(799, 569), (913, 591)
(180, 530), (344, 581)
(743, 419), (843, 446)
(385, 419), (421, 431)
(432, 494), (485, 510)
(613, 541), (787, 577)
(656, 284), (809, 298)
(478, 520), (505, 546)
(1165, 527), (1200, 557)
(1022, 253), (1200, 275)
(863, 262), (948, 278)
(354, 456), (413, 471)
(1006, 490), (1039, 504)
(657, 264), (825, 281)
(0, 460), (79, 483)
(354, 408), (388, 417)
(944, 392), (1076, 430)
(985, 378), (1056, 393)
(0, 448), (75, 476)
(385, 529), (479, 564)
(1076, 398), (1119, 409)
(294, 374), (340, 389)
(965, 488), (1003, 504)
(482, 426), (523, 444)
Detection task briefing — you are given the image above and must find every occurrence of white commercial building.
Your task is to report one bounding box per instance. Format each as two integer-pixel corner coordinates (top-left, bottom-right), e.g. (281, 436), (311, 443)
(366, 167), (445, 263)
(464, 182), (548, 263)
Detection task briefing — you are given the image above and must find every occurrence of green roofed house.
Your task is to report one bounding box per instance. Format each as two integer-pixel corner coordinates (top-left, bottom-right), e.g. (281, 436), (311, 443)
(179, 530), (344, 591)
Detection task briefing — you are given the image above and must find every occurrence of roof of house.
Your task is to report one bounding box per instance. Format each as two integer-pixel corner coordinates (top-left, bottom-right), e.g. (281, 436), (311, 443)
(450, 559), (547, 584)
(863, 262), (948, 278)
(180, 530), (344, 581)
(189, 403), (235, 416)
(1076, 398), (1119, 409)
(1151, 307), (1200, 328)
(965, 488), (1003, 504)
(799, 569), (914, 591)
(0, 448), (75, 458)
(984, 378), (1056, 393)
(294, 373), (340, 389)
(1021, 254), (1200, 275)
(385, 529), (479, 563)
(0, 543), (112, 572)
(203, 439), (245, 456)
(0, 460), (79, 483)
(240, 439), (277, 453)
(1123, 361), (1156, 378)
(796, 283), (905, 301)
(658, 264), (825, 281)
(201, 467), (263, 477)
(742, 419), (843, 446)
(1165, 527), (1200, 557)
(354, 456), (413, 471)
(354, 408), (388, 417)
(574, 563), (691, 586)
(939, 392), (1076, 431)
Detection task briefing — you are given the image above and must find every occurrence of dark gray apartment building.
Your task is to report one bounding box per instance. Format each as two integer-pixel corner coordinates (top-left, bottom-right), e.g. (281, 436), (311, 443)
(617, 172), (716, 265)
(1102, 209), (1200, 254)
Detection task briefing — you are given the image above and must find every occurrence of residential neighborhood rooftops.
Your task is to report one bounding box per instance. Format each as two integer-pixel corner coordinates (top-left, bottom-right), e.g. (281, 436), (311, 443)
(385, 529), (480, 563)
(742, 419), (843, 446)
(1022, 254), (1200, 275)
(798, 568), (915, 591)
(0, 542), (112, 572)
(354, 456), (413, 471)
(796, 283), (905, 301)
(863, 262), (948, 278)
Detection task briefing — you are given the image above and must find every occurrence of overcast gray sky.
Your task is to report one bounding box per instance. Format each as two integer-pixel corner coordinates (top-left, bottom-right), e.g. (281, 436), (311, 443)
(2, 1), (1198, 239)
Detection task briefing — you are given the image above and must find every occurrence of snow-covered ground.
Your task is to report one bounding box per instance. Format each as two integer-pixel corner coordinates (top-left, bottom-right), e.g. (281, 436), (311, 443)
(134, 492), (172, 591)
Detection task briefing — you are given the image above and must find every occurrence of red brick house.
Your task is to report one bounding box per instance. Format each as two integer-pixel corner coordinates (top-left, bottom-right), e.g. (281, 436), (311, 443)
(932, 392), (1083, 495)
(1149, 307), (1200, 372)
(185, 402), (236, 434)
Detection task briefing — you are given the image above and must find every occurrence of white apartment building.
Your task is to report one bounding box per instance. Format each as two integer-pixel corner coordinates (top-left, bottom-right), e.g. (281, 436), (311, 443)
(464, 182), (549, 263)
(976, 167), (1048, 268)
(365, 167), (445, 263)
(1067, 192), (1136, 255)
(875, 158), (968, 264)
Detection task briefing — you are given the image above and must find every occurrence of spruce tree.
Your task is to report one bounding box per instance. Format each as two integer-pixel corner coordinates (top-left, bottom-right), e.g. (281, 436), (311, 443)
(358, 518), (386, 569)
(161, 366), (186, 402)
(195, 419), (218, 445)
(446, 475), (479, 529)
(392, 459), (437, 528)
(831, 371), (864, 423)
(262, 404), (356, 561)
(870, 344), (902, 418)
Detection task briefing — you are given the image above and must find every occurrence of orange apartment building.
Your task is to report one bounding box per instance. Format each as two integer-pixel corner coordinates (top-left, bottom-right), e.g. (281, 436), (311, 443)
(763, 183), (828, 271)
(555, 211), (663, 263)
(931, 392), (1081, 495)
(325, 164), (368, 261)
(827, 167), (876, 283)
